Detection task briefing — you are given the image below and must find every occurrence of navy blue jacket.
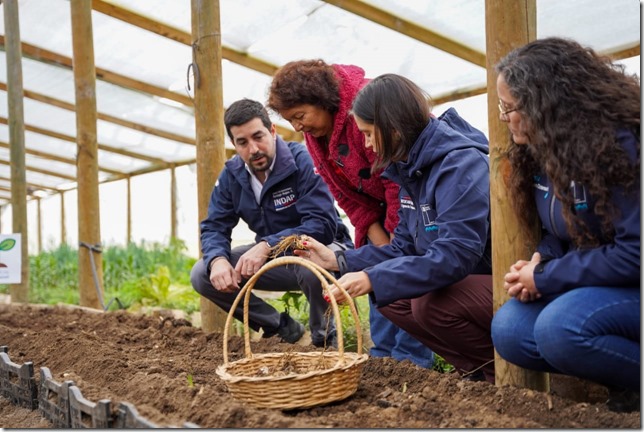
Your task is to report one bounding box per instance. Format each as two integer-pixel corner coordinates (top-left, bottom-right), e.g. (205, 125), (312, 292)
(533, 129), (640, 295)
(344, 108), (492, 307)
(200, 136), (352, 269)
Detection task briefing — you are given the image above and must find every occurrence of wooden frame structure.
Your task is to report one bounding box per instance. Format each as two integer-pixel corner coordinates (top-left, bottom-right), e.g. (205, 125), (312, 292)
(0, 0), (639, 389)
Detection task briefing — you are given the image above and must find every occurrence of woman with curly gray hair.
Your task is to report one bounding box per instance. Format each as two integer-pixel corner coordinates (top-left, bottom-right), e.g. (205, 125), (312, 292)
(491, 37), (640, 412)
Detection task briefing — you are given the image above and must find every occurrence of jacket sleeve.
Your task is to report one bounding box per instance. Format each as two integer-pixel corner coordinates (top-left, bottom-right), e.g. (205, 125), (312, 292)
(200, 170), (240, 271)
(362, 150), (491, 307)
(261, 145), (338, 248)
(534, 184), (641, 295)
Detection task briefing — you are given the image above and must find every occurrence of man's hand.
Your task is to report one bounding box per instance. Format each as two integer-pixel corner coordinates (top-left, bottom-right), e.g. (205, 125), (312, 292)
(209, 258), (241, 293)
(504, 252), (542, 303)
(234, 241), (270, 279)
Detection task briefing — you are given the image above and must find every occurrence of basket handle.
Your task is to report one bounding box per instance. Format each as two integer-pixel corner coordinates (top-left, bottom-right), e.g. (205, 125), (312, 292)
(222, 256), (363, 366)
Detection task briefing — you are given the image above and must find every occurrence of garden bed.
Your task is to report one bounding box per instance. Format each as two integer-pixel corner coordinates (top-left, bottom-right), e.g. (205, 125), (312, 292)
(0, 304), (639, 428)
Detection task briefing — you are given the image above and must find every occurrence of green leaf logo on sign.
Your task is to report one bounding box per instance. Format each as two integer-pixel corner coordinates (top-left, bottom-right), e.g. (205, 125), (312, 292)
(0, 239), (16, 251)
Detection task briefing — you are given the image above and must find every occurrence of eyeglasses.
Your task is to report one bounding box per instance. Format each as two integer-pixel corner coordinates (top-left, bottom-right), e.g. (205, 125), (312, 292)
(498, 99), (519, 121)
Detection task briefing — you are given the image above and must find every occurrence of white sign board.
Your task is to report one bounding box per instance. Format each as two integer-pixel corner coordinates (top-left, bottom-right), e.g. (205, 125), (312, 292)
(0, 234), (21, 284)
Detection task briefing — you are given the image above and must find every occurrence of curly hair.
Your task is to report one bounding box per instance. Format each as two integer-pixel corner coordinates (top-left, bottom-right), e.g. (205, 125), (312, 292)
(496, 37), (640, 247)
(266, 59), (340, 114)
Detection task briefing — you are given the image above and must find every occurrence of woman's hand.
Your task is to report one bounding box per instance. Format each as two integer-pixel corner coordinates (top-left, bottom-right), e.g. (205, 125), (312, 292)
(326, 271), (373, 304)
(294, 235), (339, 271)
(503, 252), (542, 303)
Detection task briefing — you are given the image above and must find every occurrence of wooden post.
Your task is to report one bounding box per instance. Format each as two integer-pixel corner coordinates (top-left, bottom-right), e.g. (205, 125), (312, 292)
(3, 0), (29, 303)
(36, 197), (42, 254)
(170, 165), (177, 240)
(60, 192), (67, 245)
(70, 0), (104, 309)
(191, 0), (228, 332)
(486, 0), (548, 391)
(126, 177), (132, 244)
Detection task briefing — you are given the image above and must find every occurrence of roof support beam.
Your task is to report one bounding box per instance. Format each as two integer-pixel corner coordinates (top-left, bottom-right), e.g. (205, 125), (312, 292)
(322, 0), (486, 67)
(0, 159), (76, 181)
(485, 0), (548, 391)
(71, 0), (104, 310)
(0, 82), (196, 146)
(0, 175), (59, 192)
(91, 0), (279, 76)
(3, 0), (29, 302)
(0, 117), (168, 164)
(0, 141), (125, 176)
(191, 0), (228, 332)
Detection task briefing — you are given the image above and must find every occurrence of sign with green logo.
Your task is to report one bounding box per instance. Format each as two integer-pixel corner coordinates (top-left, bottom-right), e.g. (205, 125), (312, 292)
(0, 234), (21, 283)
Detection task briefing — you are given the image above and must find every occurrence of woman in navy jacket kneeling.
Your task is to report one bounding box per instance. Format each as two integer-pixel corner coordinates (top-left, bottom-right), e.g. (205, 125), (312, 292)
(299, 73), (495, 383)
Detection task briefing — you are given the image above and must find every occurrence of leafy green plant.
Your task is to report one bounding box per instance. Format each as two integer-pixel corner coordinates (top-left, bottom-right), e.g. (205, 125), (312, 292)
(113, 266), (200, 313)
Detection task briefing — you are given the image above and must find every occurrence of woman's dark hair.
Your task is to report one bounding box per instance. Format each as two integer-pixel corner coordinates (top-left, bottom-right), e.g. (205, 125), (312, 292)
(267, 59), (340, 114)
(496, 37), (640, 247)
(223, 98), (272, 141)
(351, 74), (431, 172)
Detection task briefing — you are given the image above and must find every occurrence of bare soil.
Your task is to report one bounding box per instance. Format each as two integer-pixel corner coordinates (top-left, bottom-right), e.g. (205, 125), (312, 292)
(0, 304), (640, 428)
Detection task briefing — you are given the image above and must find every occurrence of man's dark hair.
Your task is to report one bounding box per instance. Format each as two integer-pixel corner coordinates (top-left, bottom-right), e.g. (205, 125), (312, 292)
(223, 98), (273, 141)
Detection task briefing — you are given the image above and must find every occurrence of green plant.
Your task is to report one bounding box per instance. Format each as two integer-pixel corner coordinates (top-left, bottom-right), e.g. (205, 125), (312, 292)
(114, 266), (200, 313)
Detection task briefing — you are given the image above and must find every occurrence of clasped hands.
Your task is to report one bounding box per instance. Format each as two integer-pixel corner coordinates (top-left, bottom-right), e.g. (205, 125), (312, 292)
(504, 251), (542, 303)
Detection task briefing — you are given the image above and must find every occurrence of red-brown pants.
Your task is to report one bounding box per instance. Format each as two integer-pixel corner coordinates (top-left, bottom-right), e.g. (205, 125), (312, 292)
(379, 274), (495, 383)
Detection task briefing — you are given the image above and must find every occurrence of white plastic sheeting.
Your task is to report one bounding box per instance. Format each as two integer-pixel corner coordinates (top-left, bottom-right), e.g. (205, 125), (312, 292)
(0, 0), (640, 255)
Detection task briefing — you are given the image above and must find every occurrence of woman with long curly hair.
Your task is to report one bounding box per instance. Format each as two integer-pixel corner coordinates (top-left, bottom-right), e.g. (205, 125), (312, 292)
(491, 37), (640, 412)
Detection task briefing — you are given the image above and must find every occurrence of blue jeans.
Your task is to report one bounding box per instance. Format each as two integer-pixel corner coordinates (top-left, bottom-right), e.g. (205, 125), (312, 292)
(492, 287), (640, 391)
(369, 299), (435, 369)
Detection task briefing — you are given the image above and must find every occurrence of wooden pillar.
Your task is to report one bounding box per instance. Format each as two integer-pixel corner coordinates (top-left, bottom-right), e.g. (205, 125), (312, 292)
(486, 0), (548, 391)
(70, 0), (103, 309)
(191, 0), (228, 332)
(170, 165), (177, 240)
(60, 192), (67, 245)
(126, 176), (132, 244)
(3, 0), (29, 303)
(36, 197), (42, 253)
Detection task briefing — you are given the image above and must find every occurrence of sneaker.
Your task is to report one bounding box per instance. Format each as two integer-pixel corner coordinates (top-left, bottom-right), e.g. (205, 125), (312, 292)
(461, 370), (486, 382)
(312, 331), (338, 349)
(607, 387), (640, 413)
(277, 312), (305, 344)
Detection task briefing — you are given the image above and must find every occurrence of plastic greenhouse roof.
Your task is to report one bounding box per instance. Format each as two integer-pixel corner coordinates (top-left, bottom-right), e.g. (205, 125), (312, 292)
(0, 0), (640, 202)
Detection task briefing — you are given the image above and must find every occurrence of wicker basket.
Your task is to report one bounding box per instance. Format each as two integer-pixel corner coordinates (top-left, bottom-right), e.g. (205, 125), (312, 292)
(216, 256), (369, 410)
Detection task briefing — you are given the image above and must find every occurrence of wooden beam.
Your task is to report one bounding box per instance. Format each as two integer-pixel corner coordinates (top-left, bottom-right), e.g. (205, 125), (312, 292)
(322, 0), (486, 67)
(36, 197), (42, 253)
(61, 191), (67, 245)
(71, 0), (104, 310)
(3, 0), (29, 302)
(126, 176), (131, 244)
(0, 175), (59, 192)
(87, 1), (302, 142)
(0, 159), (75, 181)
(0, 82), (196, 145)
(0, 140), (125, 176)
(0, 36), (193, 107)
(92, 0), (279, 76)
(170, 165), (177, 240)
(0, 117), (168, 164)
(191, 0), (228, 332)
(485, 0), (548, 391)
(431, 42), (641, 106)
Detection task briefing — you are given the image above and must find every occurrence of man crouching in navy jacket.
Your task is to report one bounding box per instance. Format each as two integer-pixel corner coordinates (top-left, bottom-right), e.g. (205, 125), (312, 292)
(190, 98), (353, 348)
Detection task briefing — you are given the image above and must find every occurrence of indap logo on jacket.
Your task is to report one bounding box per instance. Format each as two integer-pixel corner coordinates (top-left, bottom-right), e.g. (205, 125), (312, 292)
(272, 187), (297, 211)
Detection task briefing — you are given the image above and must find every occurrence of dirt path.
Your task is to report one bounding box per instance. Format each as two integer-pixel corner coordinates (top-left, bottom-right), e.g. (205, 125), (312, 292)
(0, 304), (639, 428)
